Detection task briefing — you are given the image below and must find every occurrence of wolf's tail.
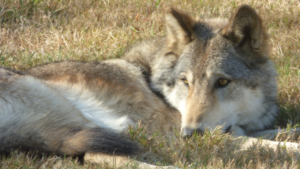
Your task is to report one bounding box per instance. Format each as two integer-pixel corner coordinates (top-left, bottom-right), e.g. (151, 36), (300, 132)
(1, 126), (139, 157)
(57, 127), (139, 156)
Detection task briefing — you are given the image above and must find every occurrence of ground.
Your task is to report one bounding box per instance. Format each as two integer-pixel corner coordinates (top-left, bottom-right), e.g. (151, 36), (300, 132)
(1, 0), (300, 168)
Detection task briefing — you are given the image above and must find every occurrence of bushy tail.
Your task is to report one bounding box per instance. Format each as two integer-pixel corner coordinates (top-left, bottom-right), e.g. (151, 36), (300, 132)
(1, 127), (139, 157)
(59, 128), (139, 156)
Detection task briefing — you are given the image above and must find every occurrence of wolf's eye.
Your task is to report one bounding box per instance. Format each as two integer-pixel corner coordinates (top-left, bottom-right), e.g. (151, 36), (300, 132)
(181, 78), (189, 87)
(219, 79), (228, 85)
(216, 78), (231, 88)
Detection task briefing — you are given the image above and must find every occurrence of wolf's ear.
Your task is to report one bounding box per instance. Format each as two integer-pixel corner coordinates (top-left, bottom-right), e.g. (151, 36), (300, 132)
(220, 5), (268, 63)
(165, 7), (195, 56)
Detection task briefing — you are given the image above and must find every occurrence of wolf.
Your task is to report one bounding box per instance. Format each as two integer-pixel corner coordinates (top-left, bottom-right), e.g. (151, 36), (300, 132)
(123, 4), (279, 137)
(0, 4), (299, 168)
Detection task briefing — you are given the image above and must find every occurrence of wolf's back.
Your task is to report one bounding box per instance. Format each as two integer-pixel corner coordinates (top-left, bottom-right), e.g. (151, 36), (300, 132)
(0, 67), (138, 156)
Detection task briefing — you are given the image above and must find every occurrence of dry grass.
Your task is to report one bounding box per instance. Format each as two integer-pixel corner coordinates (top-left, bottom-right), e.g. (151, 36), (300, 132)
(1, 0), (300, 168)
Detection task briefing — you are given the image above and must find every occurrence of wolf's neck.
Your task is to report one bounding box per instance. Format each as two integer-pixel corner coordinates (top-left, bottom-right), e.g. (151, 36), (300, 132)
(123, 37), (166, 78)
(123, 37), (170, 101)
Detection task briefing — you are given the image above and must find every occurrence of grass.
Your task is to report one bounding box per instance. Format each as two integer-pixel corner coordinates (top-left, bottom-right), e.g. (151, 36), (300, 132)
(1, 0), (300, 168)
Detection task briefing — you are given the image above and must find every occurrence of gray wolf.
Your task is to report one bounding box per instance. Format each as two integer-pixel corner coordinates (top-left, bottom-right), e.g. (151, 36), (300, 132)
(0, 4), (298, 168)
(124, 4), (278, 137)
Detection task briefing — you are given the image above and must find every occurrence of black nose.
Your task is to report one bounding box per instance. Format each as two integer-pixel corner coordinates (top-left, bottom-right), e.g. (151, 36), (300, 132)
(182, 127), (204, 139)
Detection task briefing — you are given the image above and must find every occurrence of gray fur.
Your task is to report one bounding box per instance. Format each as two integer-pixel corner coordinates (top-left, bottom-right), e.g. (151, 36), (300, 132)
(124, 5), (278, 136)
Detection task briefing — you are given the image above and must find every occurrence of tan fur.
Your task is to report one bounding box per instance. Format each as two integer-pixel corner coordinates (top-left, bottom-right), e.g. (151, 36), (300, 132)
(26, 61), (181, 135)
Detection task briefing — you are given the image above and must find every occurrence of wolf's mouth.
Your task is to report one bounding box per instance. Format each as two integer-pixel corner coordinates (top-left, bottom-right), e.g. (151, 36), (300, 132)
(182, 125), (233, 139)
(224, 125), (232, 133)
(181, 127), (204, 139)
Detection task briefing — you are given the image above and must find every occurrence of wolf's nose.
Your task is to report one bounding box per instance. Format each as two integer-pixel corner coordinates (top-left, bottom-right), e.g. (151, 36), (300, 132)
(182, 127), (204, 139)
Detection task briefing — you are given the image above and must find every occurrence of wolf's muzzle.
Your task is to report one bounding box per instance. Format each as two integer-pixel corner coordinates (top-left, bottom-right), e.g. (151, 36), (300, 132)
(182, 127), (204, 139)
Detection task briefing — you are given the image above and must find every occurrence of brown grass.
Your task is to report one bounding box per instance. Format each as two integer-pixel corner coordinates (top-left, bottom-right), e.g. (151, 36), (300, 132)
(1, 0), (300, 168)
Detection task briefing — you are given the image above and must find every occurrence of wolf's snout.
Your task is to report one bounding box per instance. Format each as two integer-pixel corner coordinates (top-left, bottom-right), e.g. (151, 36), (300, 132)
(182, 127), (204, 139)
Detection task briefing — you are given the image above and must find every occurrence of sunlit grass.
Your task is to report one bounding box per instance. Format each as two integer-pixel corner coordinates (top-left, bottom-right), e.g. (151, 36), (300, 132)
(1, 0), (300, 168)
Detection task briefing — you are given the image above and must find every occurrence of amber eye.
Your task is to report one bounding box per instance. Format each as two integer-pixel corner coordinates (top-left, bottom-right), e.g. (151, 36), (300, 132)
(216, 78), (231, 88)
(219, 79), (228, 85)
(181, 78), (189, 87)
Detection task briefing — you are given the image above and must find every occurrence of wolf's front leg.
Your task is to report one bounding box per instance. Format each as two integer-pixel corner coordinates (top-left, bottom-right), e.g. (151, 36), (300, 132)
(235, 137), (300, 152)
(247, 128), (300, 140)
(234, 128), (300, 152)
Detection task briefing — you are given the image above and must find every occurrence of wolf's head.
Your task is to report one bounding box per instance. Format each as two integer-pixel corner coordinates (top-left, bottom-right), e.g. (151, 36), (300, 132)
(150, 5), (278, 137)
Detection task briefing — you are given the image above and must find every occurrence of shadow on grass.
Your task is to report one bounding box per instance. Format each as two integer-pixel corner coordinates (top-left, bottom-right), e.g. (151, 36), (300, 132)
(277, 102), (300, 128)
